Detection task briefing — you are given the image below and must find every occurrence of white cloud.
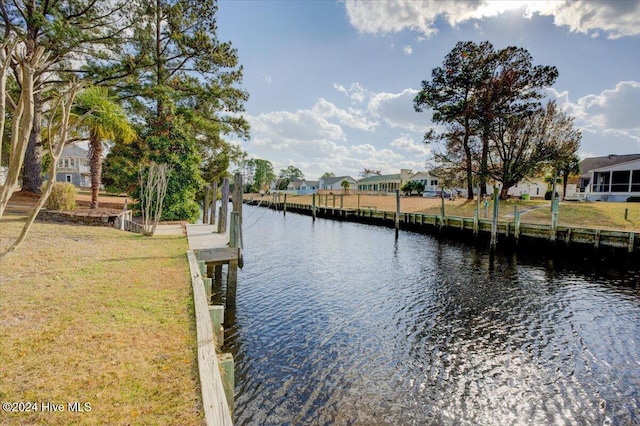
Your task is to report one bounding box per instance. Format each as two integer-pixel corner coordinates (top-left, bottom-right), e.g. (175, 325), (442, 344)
(368, 88), (429, 133)
(333, 82), (369, 103)
(343, 0), (640, 39)
(551, 81), (640, 143)
(390, 135), (430, 156)
(312, 98), (378, 131)
(403, 45), (413, 55)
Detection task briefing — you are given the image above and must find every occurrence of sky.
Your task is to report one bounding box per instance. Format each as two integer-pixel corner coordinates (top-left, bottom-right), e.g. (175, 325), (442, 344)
(216, 0), (640, 181)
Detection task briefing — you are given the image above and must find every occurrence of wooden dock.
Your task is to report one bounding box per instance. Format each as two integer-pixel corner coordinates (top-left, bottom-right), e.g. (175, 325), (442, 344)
(186, 173), (244, 425)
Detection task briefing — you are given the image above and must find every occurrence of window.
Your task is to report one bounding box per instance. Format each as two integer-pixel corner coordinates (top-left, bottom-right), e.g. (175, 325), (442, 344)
(592, 171), (610, 192)
(69, 158), (76, 168)
(65, 175), (72, 183)
(430, 180), (438, 186)
(632, 170), (640, 192)
(611, 170), (630, 192)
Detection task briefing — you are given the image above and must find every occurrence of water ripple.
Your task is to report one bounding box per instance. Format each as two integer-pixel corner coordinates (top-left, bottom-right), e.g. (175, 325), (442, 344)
(229, 206), (640, 425)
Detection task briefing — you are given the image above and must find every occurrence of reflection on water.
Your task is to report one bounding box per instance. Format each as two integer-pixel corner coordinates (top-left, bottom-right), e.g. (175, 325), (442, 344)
(228, 206), (640, 425)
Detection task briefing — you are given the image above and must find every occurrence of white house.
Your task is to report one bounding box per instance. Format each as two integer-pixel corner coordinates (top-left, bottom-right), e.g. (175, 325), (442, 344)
(318, 176), (357, 192)
(584, 157), (640, 202)
(357, 169), (413, 194)
(56, 144), (91, 188)
(409, 171), (440, 193)
(299, 180), (318, 195)
(283, 179), (318, 195)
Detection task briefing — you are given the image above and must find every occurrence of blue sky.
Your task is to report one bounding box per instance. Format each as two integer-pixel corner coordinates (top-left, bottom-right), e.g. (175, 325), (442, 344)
(217, 0), (640, 180)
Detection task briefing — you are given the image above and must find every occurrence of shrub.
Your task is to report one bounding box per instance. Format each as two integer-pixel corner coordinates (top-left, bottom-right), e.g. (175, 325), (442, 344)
(45, 182), (77, 210)
(627, 196), (640, 203)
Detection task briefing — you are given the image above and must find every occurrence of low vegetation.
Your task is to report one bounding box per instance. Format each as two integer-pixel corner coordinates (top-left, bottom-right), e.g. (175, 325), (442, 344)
(0, 219), (203, 425)
(45, 183), (78, 211)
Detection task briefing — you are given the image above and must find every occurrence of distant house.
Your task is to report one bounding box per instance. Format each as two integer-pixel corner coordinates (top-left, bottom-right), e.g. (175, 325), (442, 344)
(300, 180), (319, 195)
(282, 179), (318, 195)
(578, 155), (640, 202)
(319, 176), (357, 193)
(56, 144), (91, 188)
(408, 171), (441, 194)
(357, 169), (413, 193)
(576, 154), (640, 202)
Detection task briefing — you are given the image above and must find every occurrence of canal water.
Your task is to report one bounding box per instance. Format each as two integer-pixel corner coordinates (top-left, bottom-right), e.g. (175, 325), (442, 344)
(227, 205), (639, 425)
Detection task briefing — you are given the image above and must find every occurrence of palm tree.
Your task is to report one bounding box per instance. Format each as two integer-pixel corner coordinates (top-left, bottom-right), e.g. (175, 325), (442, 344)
(340, 179), (350, 194)
(73, 87), (135, 209)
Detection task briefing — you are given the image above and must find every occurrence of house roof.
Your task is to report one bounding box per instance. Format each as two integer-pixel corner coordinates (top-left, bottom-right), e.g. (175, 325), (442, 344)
(323, 176), (356, 185)
(61, 144), (89, 158)
(580, 154), (640, 177)
(357, 173), (401, 184)
(302, 180), (319, 186)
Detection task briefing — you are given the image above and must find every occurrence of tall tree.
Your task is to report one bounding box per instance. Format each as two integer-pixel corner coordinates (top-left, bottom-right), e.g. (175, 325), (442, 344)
(487, 101), (581, 199)
(414, 41), (493, 200)
(72, 86), (136, 209)
(414, 41), (558, 199)
(1, 0), (134, 193)
(251, 159), (275, 192)
(89, 0), (250, 155)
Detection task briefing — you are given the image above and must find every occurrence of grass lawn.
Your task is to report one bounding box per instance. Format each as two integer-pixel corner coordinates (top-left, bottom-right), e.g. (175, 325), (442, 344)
(0, 218), (203, 425)
(247, 193), (640, 231)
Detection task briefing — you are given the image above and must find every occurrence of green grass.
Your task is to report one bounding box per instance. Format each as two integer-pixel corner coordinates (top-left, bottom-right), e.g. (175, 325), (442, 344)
(0, 220), (204, 425)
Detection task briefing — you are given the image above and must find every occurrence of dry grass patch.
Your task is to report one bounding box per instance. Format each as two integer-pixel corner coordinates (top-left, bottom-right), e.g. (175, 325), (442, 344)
(0, 219), (203, 425)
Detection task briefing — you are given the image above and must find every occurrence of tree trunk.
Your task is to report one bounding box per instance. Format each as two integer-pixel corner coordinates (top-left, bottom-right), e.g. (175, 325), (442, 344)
(89, 135), (102, 209)
(500, 186), (509, 200)
(21, 94), (43, 194)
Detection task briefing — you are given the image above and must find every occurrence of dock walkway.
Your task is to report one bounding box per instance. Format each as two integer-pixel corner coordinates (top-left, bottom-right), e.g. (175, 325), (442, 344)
(186, 224), (228, 250)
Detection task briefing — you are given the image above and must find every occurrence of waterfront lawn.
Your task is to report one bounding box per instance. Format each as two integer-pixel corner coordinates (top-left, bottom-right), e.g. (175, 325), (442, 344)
(0, 219), (203, 425)
(246, 194), (640, 231)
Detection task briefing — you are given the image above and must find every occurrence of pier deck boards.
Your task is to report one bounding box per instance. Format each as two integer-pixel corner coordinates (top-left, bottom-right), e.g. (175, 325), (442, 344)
(186, 224), (229, 250)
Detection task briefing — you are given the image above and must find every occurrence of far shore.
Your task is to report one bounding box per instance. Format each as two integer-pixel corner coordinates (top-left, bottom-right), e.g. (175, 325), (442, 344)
(244, 192), (640, 232)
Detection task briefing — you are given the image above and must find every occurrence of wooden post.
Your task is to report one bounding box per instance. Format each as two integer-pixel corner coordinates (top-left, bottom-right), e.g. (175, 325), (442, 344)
(227, 212), (241, 308)
(210, 182), (218, 225)
(232, 172), (243, 218)
(203, 186), (210, 225)
(629, 232), (635, 253)
(550, 198), (559, 241)
(312, 193), (316, 221)
(332, 194), (336, 208)
(550, 168), (558, 212)
(395, 190), (400, 234)
(594, 229), (601, 248)
(490, 187), (499, 250)
(209, 305), (225, 346)
(514, 211), (521, 243)
(218, 178), (230, 233)
(473, 208), (479, 236)
(340, 194), (343, 209)
(218, 353), (235, 411)
(203, 277), (212, 304)
(440, 190), (445, 230)
(625, 208), (628, 220)
(283, 193), (287, 216)
(474, 184), (480, 236)
(198, 260), (206, 276)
